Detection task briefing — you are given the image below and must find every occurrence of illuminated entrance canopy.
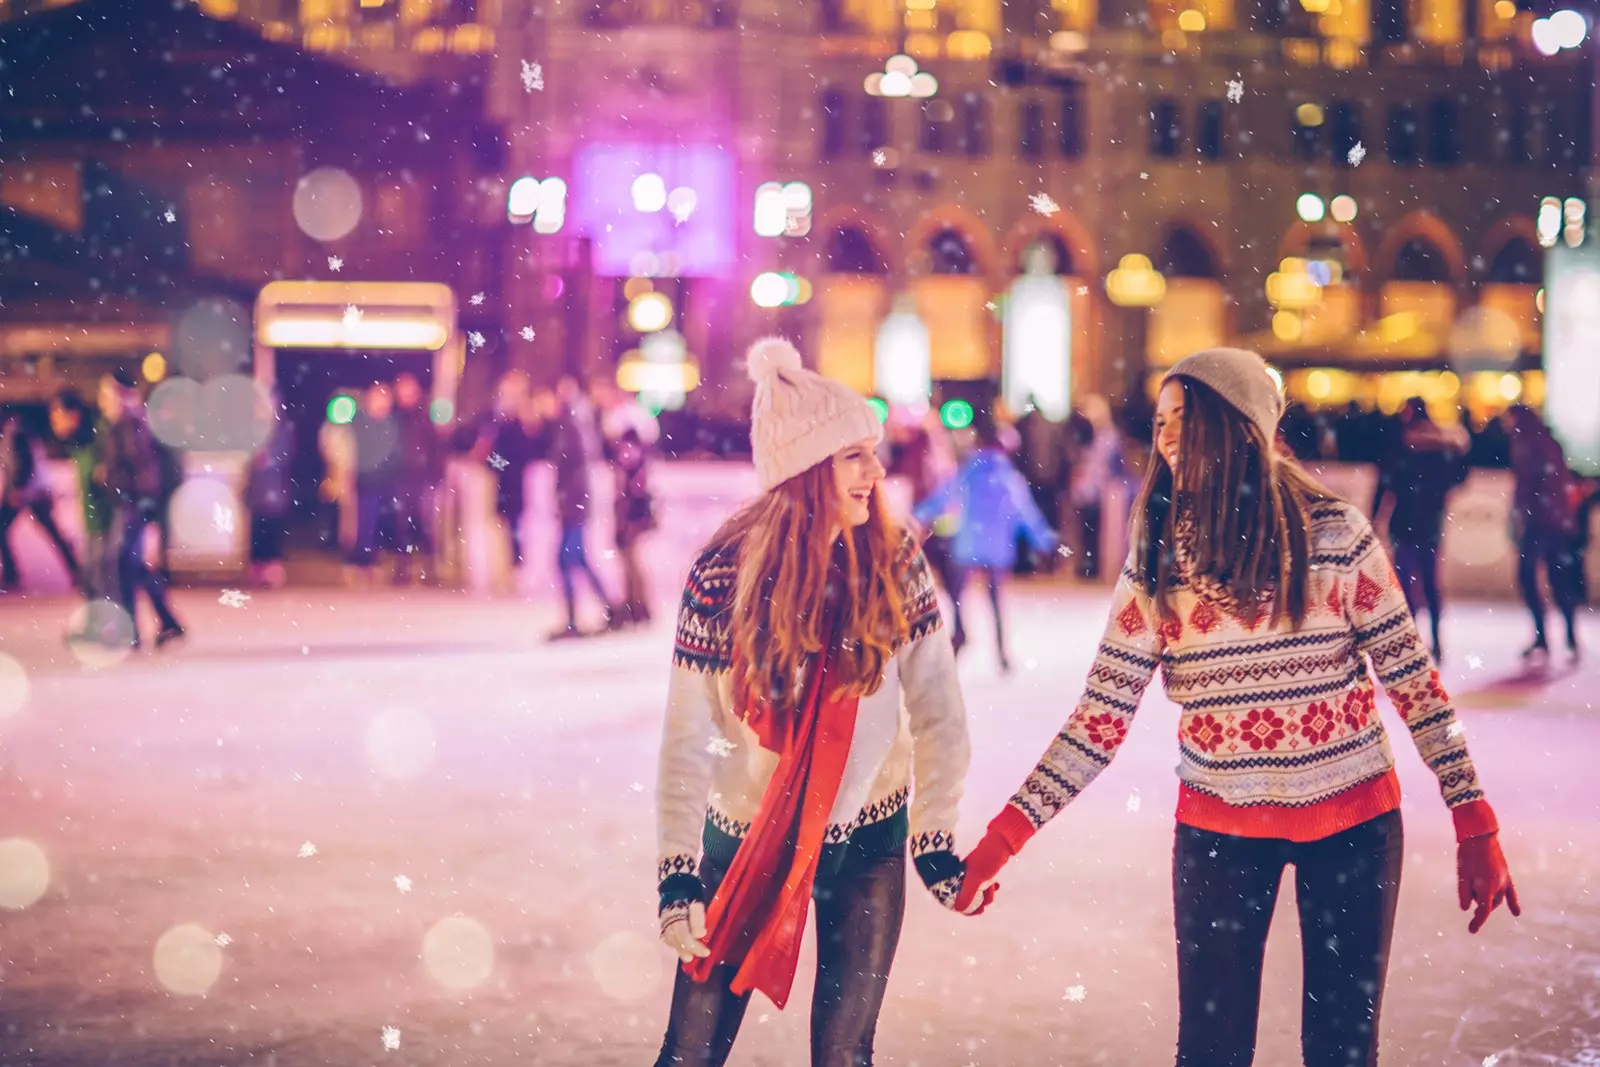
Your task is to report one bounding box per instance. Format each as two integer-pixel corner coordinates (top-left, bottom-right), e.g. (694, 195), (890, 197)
(256, 281), (455, 351)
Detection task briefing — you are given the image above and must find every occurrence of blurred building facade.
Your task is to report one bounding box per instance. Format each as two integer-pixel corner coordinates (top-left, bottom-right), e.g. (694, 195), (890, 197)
(1, 0), (1591, 425)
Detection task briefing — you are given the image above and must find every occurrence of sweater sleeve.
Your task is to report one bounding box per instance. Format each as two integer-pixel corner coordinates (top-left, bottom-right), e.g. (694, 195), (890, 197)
(655, 558), (732, 886)
(895, 539), (971, 861)
(997, 556), (1164, 847)
(1340, 509), (1499, 841)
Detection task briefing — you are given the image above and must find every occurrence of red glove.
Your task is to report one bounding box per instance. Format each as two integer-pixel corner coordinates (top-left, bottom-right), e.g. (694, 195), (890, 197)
(953, 807), (1037, 914)
(1457, 832), (1520, 934)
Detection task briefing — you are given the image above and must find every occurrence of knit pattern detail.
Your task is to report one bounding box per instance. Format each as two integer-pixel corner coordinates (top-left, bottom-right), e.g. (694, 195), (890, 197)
(707, 786), (910, 850)
(1010, 501), (1488, 839)
(658, 854), (698, 883)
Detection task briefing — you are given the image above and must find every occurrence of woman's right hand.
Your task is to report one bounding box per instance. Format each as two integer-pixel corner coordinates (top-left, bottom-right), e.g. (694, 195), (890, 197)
(659, 899), (710, 963)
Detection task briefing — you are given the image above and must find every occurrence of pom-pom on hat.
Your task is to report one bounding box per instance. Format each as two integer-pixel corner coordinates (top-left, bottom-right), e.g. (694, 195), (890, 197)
(1163, 347), (1285, 444)
(745, 336), (884, 492)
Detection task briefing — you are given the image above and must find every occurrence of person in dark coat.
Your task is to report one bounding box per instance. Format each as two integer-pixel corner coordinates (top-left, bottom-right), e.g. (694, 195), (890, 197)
(247, 394), (294, 589)
(548, 376), (619, 639)
(611, 426), (656, 625)
(1504, 404), (1582, 661)
(0, 408), (82, 592)
(472, 372), (544, 574)
(392, 373), (444, 584)
(347, 382), (400, 586)
(96, 372), (183, 649)
(1374, 398), (1469, 661)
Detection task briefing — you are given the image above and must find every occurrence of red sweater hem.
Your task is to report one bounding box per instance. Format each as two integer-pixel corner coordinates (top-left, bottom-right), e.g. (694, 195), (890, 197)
(1175, 770), (1403, 843)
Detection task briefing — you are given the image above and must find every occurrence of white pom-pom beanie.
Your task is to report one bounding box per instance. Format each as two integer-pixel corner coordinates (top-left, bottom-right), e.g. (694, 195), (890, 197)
(745, 336), (883, 492)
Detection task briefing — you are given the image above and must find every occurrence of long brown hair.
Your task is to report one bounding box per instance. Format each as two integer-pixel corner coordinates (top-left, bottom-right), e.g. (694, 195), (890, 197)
(1130, 377), (1334, 628)
(706, 461), (909, 708)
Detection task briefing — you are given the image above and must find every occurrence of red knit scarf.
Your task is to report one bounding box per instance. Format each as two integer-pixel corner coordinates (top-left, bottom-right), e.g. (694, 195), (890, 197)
(684, 614), (860, 1009)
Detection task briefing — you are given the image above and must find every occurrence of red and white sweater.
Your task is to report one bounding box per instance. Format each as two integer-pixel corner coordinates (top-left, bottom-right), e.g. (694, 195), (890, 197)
(998, 500), (1497, 846)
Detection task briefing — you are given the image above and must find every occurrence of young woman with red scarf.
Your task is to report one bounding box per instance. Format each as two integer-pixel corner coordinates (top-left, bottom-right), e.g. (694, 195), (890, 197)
(955, 348), (1519, 1067)
(652, 338), (988, 1067)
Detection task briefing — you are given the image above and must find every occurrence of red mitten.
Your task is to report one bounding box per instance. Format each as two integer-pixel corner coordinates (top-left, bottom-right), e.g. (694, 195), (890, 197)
(952, 806), (1037, 913)
(1457, 832), (1520, 934)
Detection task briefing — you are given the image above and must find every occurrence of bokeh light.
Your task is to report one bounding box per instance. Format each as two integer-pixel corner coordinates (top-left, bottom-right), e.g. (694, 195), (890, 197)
(292, 167), (364, 242)
(148, 376), (203, 450)
(422, 916), (494, 992)
(0, 652), (29, 720)
(153, 924), (224, 996)
(327, 394), (357, 425)
(142, 352), (168, 383)
(428, 397), (455, 426)
(588, 930), (663, 1001)
(0, 839), (50, 910)
(65, 602), (137, 669)
(940, 398), (974, 430)
(195, 374), (276, 452)
(173, 299), (251, 382)
(1447, 307), (1523, 368)
(169, 479), (244, 558)
(631, 174), (667, 213)
(364, 707), (437, 780)
(866, 397), (889, 423)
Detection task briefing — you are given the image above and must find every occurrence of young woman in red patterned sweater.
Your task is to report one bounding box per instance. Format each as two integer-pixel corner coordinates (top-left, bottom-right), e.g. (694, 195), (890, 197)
(956, 348), (1519, 1067)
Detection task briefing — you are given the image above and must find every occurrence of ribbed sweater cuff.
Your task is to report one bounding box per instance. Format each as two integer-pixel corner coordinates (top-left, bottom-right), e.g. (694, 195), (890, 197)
(989, 804), (1038, 857)
(1450, 799), (1499, 842)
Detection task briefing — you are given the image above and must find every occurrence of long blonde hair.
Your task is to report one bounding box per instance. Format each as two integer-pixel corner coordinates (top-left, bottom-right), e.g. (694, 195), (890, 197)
(706, 461), (909, 708)
(1130, 376), (1335, 628)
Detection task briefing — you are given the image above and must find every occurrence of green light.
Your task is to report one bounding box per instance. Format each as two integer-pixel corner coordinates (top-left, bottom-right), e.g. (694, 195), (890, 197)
(940, 398), (974, 430)
(866, 397), (889, 423)
(327, 395), (357, 425)
(428, 397), (455, 426)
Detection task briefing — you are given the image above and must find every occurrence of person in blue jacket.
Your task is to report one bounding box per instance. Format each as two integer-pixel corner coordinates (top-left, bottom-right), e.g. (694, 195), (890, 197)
(913, 406), (1057, 671)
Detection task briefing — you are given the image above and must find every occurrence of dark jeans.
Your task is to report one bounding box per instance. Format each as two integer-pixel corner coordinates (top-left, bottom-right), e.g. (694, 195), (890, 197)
(655, 849), (907, 1067)
(498, 496), (527, 566)
(1391, 537), (1442, 651)
(1076, 500), (1102, 579)
(116, 507), (180, 639)
(557, 523), (613, 627)
(1517, 530), (1581, 648)
(0, 495), (80, 588)
(949, 564), (1007, 665)
(393, 481), (437, 558)
(1173, 811), (1404, 1067)
(348, 486), (387, 566)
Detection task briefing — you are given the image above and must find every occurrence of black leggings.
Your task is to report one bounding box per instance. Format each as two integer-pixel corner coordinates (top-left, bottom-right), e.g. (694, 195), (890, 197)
(950, 565), (1007, 664)
(1391, 538), (1442, 651)
(654, 849), (906, 1067)
(1173, 811), (1404, 1067)
(1517, 531), (1580, 648)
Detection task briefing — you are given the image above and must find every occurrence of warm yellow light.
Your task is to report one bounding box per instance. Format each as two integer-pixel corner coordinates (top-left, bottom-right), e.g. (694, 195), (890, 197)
(1301, 0), (1332, 13)
(141, 352), (168, 383)
(1307, 369), (1333, 399)
(1296, 102), (1326, 127)
(1266, 258), (1323, 311)
(1494, 0), (1515, 17)
(1499, 373), (1523, 401)
(1105, 254), (1167, 308)
(1379, 312), (1421, 344)
(1273, 311), (1304, 341)
(623, 277), (653, 301)
(627, 292), (673, 333)
(1536, 287), (1546, 313)
(1177, 9), (1207, 30)
(946, 30), (992, 58)
(617, 360), (701, 394)
(1330, 194), (1358, 223)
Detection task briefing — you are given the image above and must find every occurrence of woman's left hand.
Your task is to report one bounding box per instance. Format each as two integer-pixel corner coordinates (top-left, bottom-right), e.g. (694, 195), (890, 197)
(1457, 833), (1521, 934)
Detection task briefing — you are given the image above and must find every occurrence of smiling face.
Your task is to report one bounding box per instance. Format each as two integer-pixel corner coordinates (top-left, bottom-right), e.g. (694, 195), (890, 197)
(1154, 378), (1186, 475)
(832, 436), (885, 528)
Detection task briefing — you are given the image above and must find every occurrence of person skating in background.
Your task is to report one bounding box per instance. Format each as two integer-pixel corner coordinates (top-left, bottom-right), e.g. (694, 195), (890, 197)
(1014, 395), (1067, 576)
(392, 373), (445, 585)
(652, 337), (985, 1067)
(1504, 403), (1583, 662)
(246, 390), (294, 589)
(956, 348), (1517, 1067)
(347, 382), (400, 587)
(610, 426), (657, 626)
(317, 391), (358, 556)
(50, 389), (116, 639)
(547, 376), (619, 639)
(1065, 394), (1120, 581)
(472, 371), (545, 579)
(913, 407), (1057, 672)
(97, 372), (184, 650)
(1373, 397), (1470, 662)
(0, 408), (82, 593)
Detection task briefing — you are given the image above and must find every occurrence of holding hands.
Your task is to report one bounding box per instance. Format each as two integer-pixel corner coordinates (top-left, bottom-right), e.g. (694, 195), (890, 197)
(658, 873), (711, 964)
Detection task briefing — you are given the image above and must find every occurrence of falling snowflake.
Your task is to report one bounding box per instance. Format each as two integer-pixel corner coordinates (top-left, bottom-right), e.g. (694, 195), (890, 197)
(1056, 544), (1075, 558)
(219, 588), (251, 609)
(162, 207), (176, 223)
(519, 326), (536, 341)
(212, 502), (235, 535)
(1483, 1055), (1500, 1067)
(1466, 654), (1483, 669)
(214, 932), (233, 947)
(1226, 79), (1244, 103)
(487, 452), (510, 472)
(872, 148), (887, 166)
(1347, 141), (1367, 166)
(1064, 985), (1087, 1002)
(297, 841), (317, 858)
(1447, 722), (1466, 740)
(343, 305), (363, 327)
(467, 330), (486, 350)
(630, 782), (645, 793)
(469, 291), (485, 306)
(1208, 848), (1218, 858)
(521, 59), (544, 92)
(327, 255), (343, 272)
(382, 1026), (402, 1051)
(706, 736), (736, 757)
(1126, 792), (1142, 813)
(1029, 192), (1060, 216)
(394, 875), (412, 894)
(983, 300), (998, 312)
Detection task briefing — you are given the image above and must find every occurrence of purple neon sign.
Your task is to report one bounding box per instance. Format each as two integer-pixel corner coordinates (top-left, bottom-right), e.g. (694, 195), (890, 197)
(569, 142), (737, 278)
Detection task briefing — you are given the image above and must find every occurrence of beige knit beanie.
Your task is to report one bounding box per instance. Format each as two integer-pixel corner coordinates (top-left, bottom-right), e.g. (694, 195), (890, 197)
(746, 336), (883, 492)
(1164, 347), (1285, 443)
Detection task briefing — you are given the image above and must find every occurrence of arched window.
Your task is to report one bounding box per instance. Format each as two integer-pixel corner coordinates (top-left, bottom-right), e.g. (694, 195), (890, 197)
(1487, 237), (1541, 285)
(1392, 237), (1450, 282)
(820, 88), (847, 161)
(1149, 98), (1181, 158)
(1330, 101), (1363, 165)
(1019, 99), (1046, 158)
(1197, 100), (1225, 160)
(825, 225), (887, 274)
(859, 96), (890, 156)
(929, 228), (976, 275)
(1429, 98), (1461, 164)
(1160, 226), (1219, 278)
(1387, 104), (1420, 164)
(1020, 234), (1075, 275)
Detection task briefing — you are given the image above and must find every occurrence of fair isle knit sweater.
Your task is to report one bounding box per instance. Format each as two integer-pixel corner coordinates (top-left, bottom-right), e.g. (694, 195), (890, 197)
(657, 532), (970, 898)
(994, 500), (1498, 849)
